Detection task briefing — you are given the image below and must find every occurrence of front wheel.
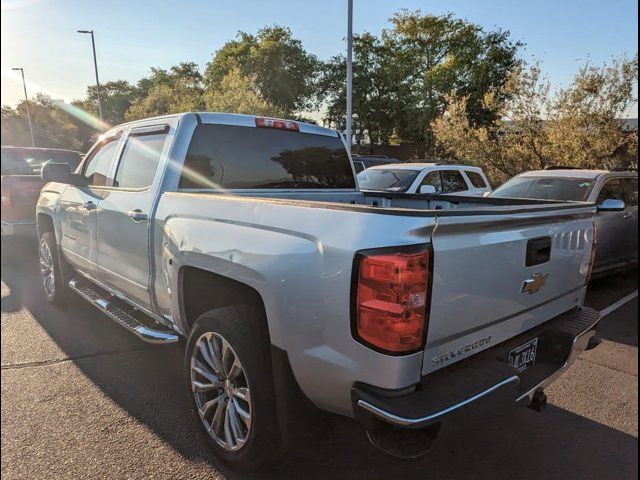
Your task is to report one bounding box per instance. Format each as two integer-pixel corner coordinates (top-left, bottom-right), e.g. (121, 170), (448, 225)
(185, 305), (281, 469)
(39, 231), (69, 305)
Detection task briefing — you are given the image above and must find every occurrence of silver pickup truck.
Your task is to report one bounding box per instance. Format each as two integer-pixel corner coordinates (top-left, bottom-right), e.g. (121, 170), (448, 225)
(37, 113), (604, 468)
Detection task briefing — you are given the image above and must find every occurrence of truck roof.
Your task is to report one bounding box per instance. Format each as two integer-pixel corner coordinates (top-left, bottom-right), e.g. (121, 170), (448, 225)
(112, 112), (340, 139)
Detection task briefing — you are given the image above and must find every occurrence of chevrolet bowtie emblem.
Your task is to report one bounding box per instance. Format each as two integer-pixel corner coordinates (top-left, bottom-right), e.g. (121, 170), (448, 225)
(521, 273), (548, 294)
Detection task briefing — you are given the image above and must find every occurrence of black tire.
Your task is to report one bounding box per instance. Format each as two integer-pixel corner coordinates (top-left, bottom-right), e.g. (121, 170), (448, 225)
(184, 305), (281, 470)
(38, 231), (69, 305)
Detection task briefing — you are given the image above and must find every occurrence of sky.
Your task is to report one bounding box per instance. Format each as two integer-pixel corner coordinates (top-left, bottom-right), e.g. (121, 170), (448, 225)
(1, 0), (638, 116)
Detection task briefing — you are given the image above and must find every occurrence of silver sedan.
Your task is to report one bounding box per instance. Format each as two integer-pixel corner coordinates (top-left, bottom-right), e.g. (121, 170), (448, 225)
(490, 168), (638, 277)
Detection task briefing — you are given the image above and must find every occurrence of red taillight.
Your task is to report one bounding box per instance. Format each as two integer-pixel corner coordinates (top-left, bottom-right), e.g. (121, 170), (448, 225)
(585, 223), (598, 284)
(255, 117), (300, 132)
(353, 247), (432, 354)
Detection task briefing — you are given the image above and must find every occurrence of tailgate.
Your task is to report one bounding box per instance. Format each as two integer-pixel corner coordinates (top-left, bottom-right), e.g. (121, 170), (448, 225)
(423, 204), (596, 375)
(1, 175), (43, 222)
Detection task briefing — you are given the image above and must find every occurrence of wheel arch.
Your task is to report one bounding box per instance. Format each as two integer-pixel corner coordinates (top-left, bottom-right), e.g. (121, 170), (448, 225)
(37, 213), (55, 237)
(178, 266), (270, 338)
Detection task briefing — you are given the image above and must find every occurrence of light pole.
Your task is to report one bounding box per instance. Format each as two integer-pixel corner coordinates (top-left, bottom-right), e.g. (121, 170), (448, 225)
(11, 67), (35, 147)
(345, 0), (353, 156)
(78, 29), (103, 121)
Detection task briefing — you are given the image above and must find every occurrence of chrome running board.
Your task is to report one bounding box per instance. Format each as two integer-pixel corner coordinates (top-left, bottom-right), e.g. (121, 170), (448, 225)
(68, 279), (179, 344)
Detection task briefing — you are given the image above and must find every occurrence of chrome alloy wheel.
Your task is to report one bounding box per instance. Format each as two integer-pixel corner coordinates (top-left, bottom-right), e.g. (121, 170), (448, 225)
(190, 332), (252, 451)
(39, 238), (56, 299)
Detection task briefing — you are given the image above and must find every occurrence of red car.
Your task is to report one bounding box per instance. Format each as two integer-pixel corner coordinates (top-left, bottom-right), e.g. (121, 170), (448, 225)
(1, 146), (83, 237)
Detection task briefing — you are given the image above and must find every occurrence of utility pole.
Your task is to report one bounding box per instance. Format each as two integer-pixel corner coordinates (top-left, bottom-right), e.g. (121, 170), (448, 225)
(346, 0), (353, 156)
(12, 67), (35, 147)
(78, 29), (103, 121)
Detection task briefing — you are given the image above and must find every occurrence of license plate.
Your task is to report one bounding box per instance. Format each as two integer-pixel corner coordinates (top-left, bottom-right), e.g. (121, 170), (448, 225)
(508, 337), (538, 372)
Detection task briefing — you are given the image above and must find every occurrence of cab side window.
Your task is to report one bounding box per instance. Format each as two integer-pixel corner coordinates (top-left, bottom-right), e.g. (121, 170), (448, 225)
(622, 178), (638, 207)
(82, 138), (119, 186)
(113, 131), (167, 189)
(440, 170), (468, 193)
(420, 171), (443, 193)
(596, 178), (625, 204)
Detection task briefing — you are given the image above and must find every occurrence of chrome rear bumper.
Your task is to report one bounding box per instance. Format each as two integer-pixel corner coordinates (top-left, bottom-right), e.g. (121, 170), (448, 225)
(353, 306), (600, 428)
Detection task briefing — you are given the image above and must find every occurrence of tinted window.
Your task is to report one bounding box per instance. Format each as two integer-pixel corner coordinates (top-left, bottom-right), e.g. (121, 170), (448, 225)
(596, 178), (626, 204)
(114, 132), (166, 188)
(83, 139), (119, 186)
(465, 170), (488, 189)
(180, 124), (354, 189)
(420, 171), (443, 193)
(622, 177), (638, 206)
(357, 169), (419, 192)
(491, 176), (593, 201)
(1, 148), (82, 175)
(1, 150), (32, 175)
(353, 161), (365, 173)
(440, 170), (468, 193)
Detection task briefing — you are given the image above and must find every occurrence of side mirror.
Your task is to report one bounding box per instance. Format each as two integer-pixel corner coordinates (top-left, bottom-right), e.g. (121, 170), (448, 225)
(597, 198), (626, 211)
(419, 185), (437, 194)
(41, 162), (88, 187)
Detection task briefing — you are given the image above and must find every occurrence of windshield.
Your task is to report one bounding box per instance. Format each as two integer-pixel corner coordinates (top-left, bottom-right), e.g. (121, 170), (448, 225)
(356, 169), (419, 192)
(1, 148), (82, 175)
(490, 176), (593, 201)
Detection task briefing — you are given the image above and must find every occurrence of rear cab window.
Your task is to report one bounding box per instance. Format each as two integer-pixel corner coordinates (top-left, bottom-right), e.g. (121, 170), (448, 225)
(179, 124), (354, 189)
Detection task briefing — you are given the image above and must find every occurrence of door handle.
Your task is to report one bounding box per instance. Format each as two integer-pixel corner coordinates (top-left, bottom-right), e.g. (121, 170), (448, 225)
(82, 201), (97, 211)
(127, 209), (148, 221)
(622, 212), (633, 219)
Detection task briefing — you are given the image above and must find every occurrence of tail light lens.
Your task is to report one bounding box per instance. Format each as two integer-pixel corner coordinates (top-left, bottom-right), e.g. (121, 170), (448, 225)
(585, 223), (598, 284)
(352, 246), (432, 354)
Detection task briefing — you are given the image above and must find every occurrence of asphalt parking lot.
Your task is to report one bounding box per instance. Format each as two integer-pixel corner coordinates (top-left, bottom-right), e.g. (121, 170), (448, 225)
(1, 241), (637, 480)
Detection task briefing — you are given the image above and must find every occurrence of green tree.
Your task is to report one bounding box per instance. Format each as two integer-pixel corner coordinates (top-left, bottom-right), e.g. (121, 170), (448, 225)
(388, 10), (521, 153)
(204, 67), (286, 117)
(546, 54), (639, 168)
(126, 62), (204, 120)
(80, 80), (137, 126)
(1, 94), (82, 150)
(204, 26), (318, 116)
(320, 32), (399, 148)
(432, 55), (639, 184)
(319, 11), (520, 154)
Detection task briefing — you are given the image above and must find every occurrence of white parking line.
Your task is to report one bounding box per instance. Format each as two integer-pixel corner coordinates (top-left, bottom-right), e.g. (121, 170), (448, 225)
(599, 290), (639, 318)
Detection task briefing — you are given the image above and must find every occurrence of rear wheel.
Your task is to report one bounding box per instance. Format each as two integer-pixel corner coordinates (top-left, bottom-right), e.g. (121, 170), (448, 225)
(185, 305), (281, 469)
(39, 231), (68, 305)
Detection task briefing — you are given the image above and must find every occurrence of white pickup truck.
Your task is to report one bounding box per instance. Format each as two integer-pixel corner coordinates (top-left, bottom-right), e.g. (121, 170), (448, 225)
(37, 113), (604, 469)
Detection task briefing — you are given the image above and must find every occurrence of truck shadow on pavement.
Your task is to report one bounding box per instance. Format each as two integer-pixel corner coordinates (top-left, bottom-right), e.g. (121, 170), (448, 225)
(1, 246), (637, 480)
(585, 269), (638, 347)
